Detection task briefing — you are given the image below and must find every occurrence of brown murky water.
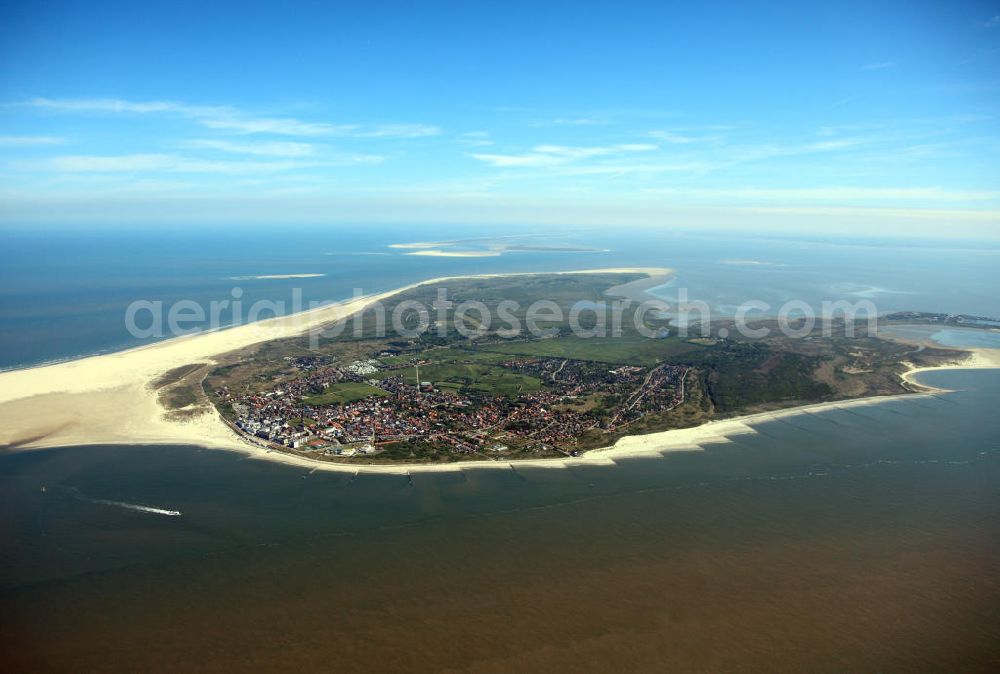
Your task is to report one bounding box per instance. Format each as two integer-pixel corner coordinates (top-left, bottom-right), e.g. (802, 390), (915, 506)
(2, 369), (999, 672)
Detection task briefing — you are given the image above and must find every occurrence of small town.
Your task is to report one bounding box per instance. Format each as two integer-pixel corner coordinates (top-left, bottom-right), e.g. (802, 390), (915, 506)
(214, 352), (690, 461)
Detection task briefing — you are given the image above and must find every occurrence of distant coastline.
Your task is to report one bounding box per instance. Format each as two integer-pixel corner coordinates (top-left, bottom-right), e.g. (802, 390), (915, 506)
(390, 238), (609, 258)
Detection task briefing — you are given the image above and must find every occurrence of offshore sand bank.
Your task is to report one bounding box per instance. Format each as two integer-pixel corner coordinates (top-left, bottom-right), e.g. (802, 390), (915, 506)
(0, 266), (995, 475)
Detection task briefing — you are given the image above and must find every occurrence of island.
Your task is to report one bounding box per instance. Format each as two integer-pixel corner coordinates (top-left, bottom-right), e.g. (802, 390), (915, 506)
(1, 269), (996, 472)
(163, 271), (986, 466)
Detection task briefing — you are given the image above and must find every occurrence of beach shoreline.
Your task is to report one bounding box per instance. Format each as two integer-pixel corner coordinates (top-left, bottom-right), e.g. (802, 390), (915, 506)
(2, 266), (997, 475)
(2, 364), (987, 476)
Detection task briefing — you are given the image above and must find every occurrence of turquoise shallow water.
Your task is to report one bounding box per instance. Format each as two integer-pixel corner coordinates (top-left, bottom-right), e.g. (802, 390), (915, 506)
(930, 327), (1000, 348)
(1, 368), (998, 670)
(880, 324), (1000, 349)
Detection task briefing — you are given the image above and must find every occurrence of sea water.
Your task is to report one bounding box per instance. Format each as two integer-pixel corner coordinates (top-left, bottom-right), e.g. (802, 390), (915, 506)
(1, 225), (998, 369)
(1, 226), (999, 669)
(0, 368), (997, 669)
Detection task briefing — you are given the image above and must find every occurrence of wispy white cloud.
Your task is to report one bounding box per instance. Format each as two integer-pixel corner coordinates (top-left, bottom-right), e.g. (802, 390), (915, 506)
(29, 98), (189, 114)
(471, 143), (657, 167)
(544, 161), (715, 177)
(740, 205), (1000, 222)
(643, 186), (1000, 203)
(715, 137), (867, 167)
(469, 133), (873, 177)
(647, 129), (726, 144)
(29, 97), (336, 136)
(196, 115), (336, 136)
(535, 144), (658, 158)
(572, 137), (864, 178)
(0, 135), (64, 147)
(324, 123), (442, 138)
(982, 14), (1000, 28)
(815, 123), (885, 137)
(14, 152), (383, 174)
(647, 131), (700, 144)
(180, 139), (316, 157)
(9, 97), (997, 233)
(26, 97), (439, 138)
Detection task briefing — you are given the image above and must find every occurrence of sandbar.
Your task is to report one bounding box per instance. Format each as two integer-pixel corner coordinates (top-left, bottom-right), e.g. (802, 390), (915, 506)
(405, 250), (502, 258)
(229, 273), (326, 280)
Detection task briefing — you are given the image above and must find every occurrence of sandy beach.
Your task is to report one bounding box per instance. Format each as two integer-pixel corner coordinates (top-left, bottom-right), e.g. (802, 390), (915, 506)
(881, 324), (1000, 392)
(2, 266), (995, 475)
(899, 348), (1000, 392)
(405, 250), (502, 257)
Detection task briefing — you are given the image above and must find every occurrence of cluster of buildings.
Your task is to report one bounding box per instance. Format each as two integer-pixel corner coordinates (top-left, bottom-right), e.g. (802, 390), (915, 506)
(215, 354), (690, 459)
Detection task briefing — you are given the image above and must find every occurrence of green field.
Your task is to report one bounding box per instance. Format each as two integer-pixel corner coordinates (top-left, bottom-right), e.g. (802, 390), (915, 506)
(480, 335), (703, 365)
(303, 382), (388, 406)
(401, 361), (544, 397)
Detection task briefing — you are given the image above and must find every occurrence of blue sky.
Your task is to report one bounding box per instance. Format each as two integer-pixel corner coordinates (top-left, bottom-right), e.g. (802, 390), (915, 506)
(1, 0), (998, 237)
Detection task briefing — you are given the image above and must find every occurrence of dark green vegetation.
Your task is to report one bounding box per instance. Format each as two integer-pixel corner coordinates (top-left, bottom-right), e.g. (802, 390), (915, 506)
(480, 334), (701, 365)
(684, 345), (831, 413)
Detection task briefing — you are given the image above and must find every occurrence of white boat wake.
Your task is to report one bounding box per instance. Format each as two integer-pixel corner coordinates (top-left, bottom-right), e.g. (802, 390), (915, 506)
(85, 498), (182, 517)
